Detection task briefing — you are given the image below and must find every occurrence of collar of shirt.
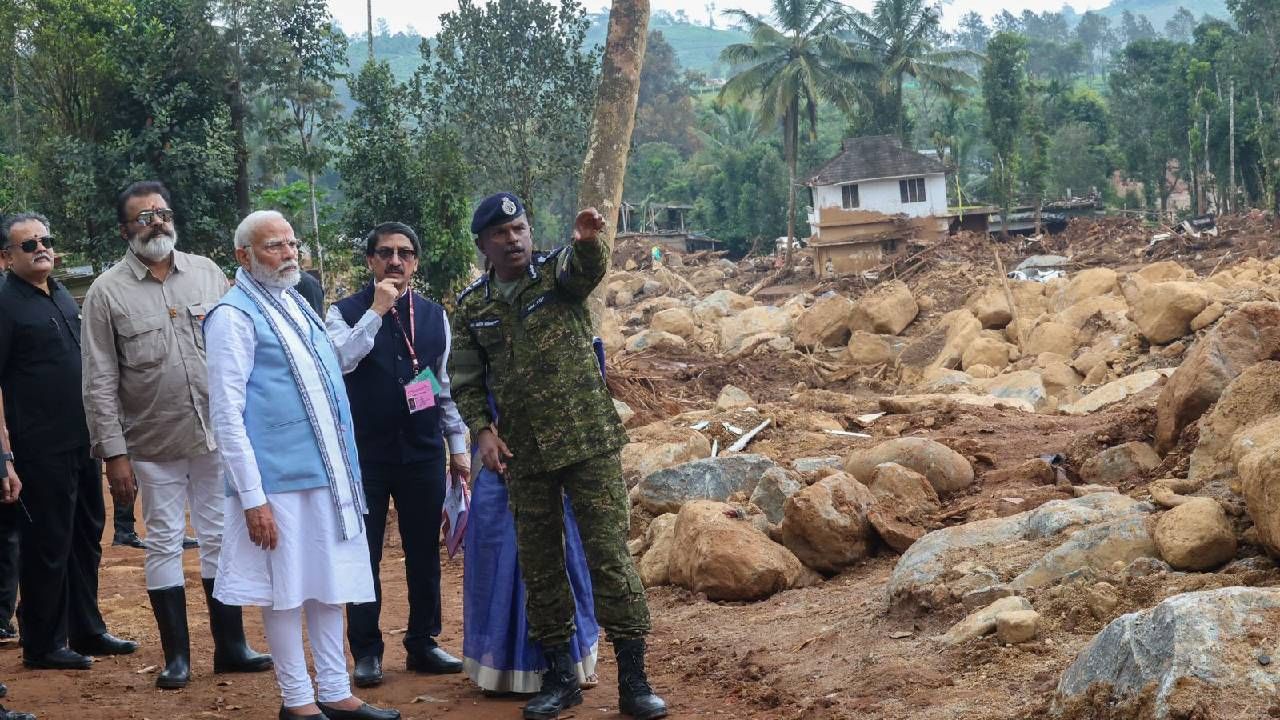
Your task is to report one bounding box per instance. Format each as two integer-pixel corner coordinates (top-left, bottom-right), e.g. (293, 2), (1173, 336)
(483, 259), (539, 302)
(123, 248), (190, 281)
(5, 271), (63, 299)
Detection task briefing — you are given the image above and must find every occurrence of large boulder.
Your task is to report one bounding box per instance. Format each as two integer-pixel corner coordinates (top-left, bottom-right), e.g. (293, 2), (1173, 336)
(1132, 281), (1211, 345)
(846, 331), (894, 366)
(621, 422), (712, 486)
(794, 294), (856, 349)
(844, 437), (975, 496)
(983, 370), (1050, 411)
(1008, 515), (1157, 591)
(1056, 295), (1129, 331)
(1054, 268), (1119, 310)
(694, 289), (754, 322)
(1055, 588), (1280, 719)
(780, 472), (878, 574)
(1155, 302), (1280, 453)
(1188, 361), (1280, 484)
(1238, 434), (1280, 557)
(1153, 497), (1236, 571)
(718, 306), (793, 354)
(636, 454), (777, 515)
(967, 286), (1013, 329)
(866, 463), (940, 552)
(637, 513), (678, 587)
(1078, 442), (1161, 486)
(1059, 369), (1173, 416)
(888, 493), (1154, 609)
(849, 280), (918, 336)
(961, 336), (1017, 371)
(897, 310), (983, 377)
(625, 329), (687, 353)
(649, 307), (698, 341)
(749, 467), (803, 524)
(668, 500), (806, 601)
(1025, 322), (1080, 358)
(715, 384), (754, 411)
(1134, 261), (1190, 283)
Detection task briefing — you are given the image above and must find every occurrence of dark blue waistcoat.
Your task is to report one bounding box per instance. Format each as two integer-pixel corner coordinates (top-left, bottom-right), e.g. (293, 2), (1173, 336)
(334, 283), (446, 465)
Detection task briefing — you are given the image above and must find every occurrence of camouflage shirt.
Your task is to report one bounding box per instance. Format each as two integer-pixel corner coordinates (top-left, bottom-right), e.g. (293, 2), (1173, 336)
(448, 238), (628, 478)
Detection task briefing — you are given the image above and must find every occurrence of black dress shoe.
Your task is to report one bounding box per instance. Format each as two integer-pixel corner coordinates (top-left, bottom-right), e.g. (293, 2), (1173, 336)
(182, 536), (199, 550)
(316, 701), (400, 720)
(71, 632), (138, 656)
(23, 647), (92, 670)
(0, 704), (36, 720)
(112, 532), (146, 549)
(353, 656), (383, 688)
(278, 706), (327, 720)
(405, 646), (462, 674)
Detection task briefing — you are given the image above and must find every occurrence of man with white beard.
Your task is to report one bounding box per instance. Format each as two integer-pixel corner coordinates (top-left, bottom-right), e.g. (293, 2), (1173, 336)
(81, 181), (272, 689)
(205, 210), (398, 720)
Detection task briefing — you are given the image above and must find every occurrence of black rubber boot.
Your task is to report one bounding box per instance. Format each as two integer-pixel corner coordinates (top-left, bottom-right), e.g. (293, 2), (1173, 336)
(522, 643), (582, 720)
(148, 586), (191, 689)
(614, 638), (668, 719)
(202, 578), (273, 673)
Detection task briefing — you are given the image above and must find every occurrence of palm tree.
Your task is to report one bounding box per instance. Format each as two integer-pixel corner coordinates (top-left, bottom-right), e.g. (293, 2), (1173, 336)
(719, 0), (861, 268)
(849, 0), (978, 141)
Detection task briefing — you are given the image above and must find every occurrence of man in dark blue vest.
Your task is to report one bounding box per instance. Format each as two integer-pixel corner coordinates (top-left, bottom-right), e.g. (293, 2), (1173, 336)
(325, 222), (468, 688)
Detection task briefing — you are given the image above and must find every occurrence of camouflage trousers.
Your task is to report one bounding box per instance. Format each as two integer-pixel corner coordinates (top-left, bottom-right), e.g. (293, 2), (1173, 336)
(507, 451), (651, 645)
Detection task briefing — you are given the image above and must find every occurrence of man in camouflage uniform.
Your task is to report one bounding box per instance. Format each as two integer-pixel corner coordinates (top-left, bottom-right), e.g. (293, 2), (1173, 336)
(449, 193), (667, 720)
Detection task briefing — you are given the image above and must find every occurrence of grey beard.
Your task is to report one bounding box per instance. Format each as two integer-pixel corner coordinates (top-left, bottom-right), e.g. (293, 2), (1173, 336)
(249, 254), (301, 289)
(128, 230), (177, 262)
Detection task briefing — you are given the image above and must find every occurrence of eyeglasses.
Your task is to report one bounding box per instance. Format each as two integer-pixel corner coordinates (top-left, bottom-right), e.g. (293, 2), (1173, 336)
(261, 238), (300, 255)
(6, 236), (54, 254)
(132, 209), (175, 226)
(373, 247), (417, 261)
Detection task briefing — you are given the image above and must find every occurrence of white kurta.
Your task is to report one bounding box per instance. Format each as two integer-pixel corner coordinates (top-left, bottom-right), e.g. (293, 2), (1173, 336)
(206, 283), (374, 611)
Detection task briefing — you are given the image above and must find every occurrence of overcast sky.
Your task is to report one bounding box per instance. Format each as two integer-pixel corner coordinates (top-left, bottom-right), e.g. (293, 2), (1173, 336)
(328, 0), (1113, 37)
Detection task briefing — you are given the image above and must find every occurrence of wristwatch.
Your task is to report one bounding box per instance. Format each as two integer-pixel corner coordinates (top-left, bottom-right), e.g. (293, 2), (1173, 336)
(0, 452), (10, 480)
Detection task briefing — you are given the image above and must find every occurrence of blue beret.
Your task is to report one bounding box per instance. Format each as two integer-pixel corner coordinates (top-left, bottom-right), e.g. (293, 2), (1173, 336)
(471, 192), (526, 235)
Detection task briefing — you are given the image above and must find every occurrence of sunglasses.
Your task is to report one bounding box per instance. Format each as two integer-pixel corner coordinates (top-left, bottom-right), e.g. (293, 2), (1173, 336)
(373, 247), (417, 261)
(132, 208), (175, 226)
(6, 236), (54, 254)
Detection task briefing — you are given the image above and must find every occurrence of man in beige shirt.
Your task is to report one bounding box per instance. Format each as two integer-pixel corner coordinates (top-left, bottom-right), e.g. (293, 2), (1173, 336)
(81, 180), (272, 689)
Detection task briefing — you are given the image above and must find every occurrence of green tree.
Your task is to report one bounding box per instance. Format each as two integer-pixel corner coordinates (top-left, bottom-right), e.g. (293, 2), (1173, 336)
(1109, 39), (1194, 211)
(254, 0), (348, 282)
(1023, 87), (1050, 233)
(417, 0), (599, 242)
(719, 0), (859, 267)
(337, 60), (473, 299)
(633, 31), (699, 154)
(982, 32), (1027, 238)
(848, 0), (977, 141)
(1074, 12), (1115, 76)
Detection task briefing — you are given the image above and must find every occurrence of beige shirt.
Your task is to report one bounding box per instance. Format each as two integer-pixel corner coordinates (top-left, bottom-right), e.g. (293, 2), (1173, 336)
(81, 250), (230, 462)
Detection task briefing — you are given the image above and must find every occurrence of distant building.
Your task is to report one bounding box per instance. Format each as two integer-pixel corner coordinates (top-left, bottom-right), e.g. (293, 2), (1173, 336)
(805, 135), (950, 277)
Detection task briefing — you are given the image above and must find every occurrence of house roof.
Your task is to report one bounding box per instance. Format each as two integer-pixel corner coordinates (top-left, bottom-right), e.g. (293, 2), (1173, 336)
(808, 135), (946, 186)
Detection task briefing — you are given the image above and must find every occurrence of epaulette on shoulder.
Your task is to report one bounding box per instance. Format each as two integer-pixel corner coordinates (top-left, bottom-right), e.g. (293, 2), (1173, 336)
(457, 275), (488, 304)
(534, 246), (568, 265)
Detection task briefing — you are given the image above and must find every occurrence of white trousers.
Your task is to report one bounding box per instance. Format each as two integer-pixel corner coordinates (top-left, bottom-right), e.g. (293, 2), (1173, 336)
(263, 600), (351, 708)
(132, 450), (224, 589)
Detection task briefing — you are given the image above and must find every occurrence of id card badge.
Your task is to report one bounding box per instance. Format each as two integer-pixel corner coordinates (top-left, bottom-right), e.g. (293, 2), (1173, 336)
(405, 381), (436, 413)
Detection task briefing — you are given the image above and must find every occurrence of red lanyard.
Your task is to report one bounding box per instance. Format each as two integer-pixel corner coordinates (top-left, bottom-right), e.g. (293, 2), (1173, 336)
(388, 290), (419, 374)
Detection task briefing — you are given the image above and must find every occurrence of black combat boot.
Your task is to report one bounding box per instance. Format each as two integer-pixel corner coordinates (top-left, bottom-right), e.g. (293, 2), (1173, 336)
(148, 586), (191, 689)
(202, 578), (273, 673)
(614, 638), (668, 719)
(522, 643), (582, 720)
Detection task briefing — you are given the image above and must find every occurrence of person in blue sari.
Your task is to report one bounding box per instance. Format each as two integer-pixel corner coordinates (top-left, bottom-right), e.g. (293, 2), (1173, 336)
(461, 342), (608, 694)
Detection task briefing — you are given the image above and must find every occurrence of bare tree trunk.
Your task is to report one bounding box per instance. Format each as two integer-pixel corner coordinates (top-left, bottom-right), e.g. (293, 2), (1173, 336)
(784, 100), (797, 269)
(1033, 199), (1042, 236)
(367, 0), (374, 61)
(230, 74), (250, 219)
(308, 169), (324, 285)
(1230, 78), (1236, 213)
(1205, 113), (1212, 212)
(578, 0), (649, 330)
